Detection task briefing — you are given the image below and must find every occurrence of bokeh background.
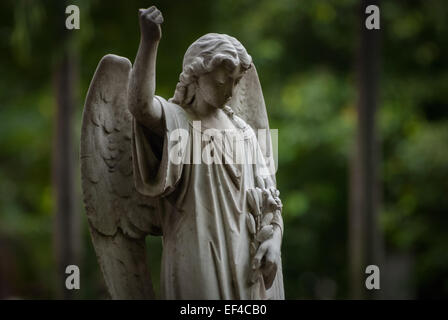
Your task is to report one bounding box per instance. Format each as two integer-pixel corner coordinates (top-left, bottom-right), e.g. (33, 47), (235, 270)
(1, 0), (447, 299)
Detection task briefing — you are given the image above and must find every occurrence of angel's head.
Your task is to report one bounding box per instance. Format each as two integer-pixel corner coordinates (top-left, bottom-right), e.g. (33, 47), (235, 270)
(170, 33), (252, 110)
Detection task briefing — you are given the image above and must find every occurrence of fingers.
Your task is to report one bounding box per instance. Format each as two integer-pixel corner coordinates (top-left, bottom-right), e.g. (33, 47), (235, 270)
(139, 6), (164, 24)
(262, 263), (277, 289)
(252, 243), (279, 289)
(252, 243), (267, 270)
(261, 250), (278, 289)
(151, 11), (164, 24)
(266, 248), (275, 264)
(262, 249), (276, 275)
(140, 6), (156, 16)
(264, 249), (277, 273)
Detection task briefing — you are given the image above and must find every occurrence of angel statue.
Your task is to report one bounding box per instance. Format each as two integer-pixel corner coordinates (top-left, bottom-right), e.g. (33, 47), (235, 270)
(81, 5), (284, 300)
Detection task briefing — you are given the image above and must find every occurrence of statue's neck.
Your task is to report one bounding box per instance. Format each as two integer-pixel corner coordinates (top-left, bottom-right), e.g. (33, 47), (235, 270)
(188, 102), (237, 130)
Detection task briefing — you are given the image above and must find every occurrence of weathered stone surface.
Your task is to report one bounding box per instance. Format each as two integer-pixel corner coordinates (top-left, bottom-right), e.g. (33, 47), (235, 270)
(81, 5), (284, 300)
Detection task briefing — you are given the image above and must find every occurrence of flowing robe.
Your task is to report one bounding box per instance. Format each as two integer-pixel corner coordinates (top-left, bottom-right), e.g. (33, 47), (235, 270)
(132, 96), (284, 299)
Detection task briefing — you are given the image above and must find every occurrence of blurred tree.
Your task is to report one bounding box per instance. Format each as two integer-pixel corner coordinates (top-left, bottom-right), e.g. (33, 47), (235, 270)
(52, 1), (80, 298)
(1, 0), (447, 299)
(349, 0), (383, 299)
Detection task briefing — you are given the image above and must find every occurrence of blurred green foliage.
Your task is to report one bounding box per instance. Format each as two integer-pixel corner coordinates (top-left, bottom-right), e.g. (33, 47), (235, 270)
(0, 0), (447, 299)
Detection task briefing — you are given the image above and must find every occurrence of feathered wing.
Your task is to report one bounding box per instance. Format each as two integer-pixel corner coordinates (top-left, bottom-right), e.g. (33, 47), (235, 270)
(229, 63), (285, 299)
(229, 63), (277, 183)
(81, 54), (162, 299)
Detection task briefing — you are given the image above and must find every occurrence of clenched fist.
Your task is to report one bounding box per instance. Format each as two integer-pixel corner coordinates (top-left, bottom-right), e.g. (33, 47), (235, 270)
(139, 6), (163, 42)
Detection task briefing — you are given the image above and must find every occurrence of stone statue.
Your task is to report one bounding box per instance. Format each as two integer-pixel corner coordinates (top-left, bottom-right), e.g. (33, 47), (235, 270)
(81, 5), (284, 300)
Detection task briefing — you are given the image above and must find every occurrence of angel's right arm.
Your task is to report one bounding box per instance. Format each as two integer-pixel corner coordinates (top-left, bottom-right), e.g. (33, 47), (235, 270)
(128, 7), (164, 136)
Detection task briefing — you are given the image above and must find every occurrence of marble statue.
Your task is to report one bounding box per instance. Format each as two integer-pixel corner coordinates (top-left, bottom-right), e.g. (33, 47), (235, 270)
(81, 5), (284, 300)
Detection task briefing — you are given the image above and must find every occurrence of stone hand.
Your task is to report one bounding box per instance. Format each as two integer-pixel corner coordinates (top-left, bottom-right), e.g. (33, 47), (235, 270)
(252, 225), (282, 289)
(138, 6), (163, 42)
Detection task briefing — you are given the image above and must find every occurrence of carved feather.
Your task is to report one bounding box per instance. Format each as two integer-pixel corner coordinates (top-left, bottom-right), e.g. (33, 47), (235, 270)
(229, 63), (276, 183)
(80, 54), (161, 299)
(81, 54), (161, 239)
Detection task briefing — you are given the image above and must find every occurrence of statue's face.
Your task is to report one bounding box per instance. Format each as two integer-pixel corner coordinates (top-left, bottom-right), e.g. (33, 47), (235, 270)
(197, 63), (243, 109)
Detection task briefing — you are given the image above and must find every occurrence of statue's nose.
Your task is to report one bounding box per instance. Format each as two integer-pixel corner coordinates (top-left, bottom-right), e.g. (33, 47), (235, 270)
(224, 86), (232, 100)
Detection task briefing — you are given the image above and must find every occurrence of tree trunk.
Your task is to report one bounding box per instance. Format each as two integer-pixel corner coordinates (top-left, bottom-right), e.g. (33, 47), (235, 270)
(349, 0), (383, 299)
(53, 49), (80, 299)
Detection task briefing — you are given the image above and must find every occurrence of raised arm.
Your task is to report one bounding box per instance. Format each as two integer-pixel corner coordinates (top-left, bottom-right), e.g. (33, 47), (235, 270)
(128, 6), (164, 136)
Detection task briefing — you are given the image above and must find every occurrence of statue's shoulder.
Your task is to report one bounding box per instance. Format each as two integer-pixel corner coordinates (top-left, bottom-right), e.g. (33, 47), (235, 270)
(154, 95), (179, 109)
(154, 95), (189, 127)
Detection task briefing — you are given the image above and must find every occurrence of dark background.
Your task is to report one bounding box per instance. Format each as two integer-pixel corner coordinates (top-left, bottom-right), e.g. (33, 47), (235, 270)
(0, 0), (447, 299)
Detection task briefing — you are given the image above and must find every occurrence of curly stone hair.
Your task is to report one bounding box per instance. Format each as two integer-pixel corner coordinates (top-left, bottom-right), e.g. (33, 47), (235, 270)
(169, 33), (252, 108)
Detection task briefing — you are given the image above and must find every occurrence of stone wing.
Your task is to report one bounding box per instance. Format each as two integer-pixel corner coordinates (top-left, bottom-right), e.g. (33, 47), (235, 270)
(80, 54), (161, 299)
(229, 63), (277, 182)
